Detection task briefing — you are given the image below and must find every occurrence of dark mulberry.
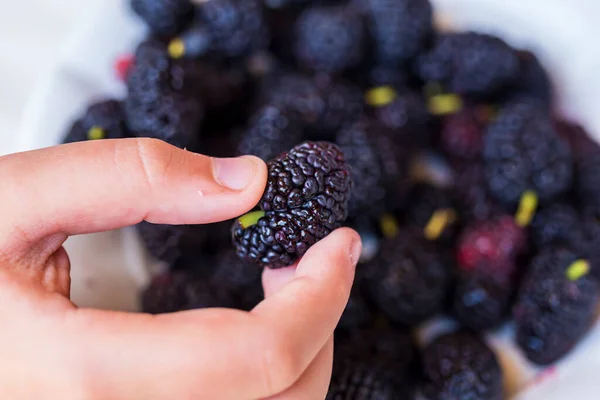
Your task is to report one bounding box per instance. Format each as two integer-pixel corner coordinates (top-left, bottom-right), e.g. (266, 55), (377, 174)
(439, 107), (484, 161)
(453, 163), (505, 222)
(63, 100), (128, 144)
(294, 4), (366, 73)
(453, 269), (514, 331)
(130, 0), (193, 36)
(514, 247), (599, 365)
(124, 40), (203, 147)
(187, 0), (269, 59)
(141, 271), (235, 314)
(363, 0), (433, 65)
(238, 104), (304, 161)
(336, 118), (409, 219)
(415, 32), (520, 95)
(260, 73), (363, 139)
(420, 331), (504, 400)
(365, 232), (450, 326)
(483, 100), (573, 207)
(232, 142), (352, 268)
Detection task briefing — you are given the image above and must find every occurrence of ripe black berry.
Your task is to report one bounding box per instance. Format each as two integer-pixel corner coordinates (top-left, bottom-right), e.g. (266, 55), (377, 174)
(64, 100), (128, 143)
(514, 247), (599, 365)
(124, 40), (203, 147)
(260, 73), (363, 139)
(238, 104), (304, 161)
(420, 331), (504, 400)
(363, 0), (433, 65)
(185, 0), (269, 59)
(453, 269), (514, 331)
(130, 0), (193, 36)
(141, 271), (236, 314)
(232, 142), (352, 268)
(365, 232), (450, 326)
(530, 203), (580, 249)
(294, 4), (366, 73)
(453, 163), (505, 222)
(483, 99), (573, 207)
(439, 107), (484, 160)
(416, 32), (520, 95)
(336, 118), (409, 219)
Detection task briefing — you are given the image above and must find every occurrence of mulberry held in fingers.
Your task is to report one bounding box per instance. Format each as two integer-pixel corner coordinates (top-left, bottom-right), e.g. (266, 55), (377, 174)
(420, 331), (504, 400)
(483, 100), (573, 207)
(64, 100), (128, 143)
(514, 247), (599, 365)
(415, 32), (520, 95)
(232, 142), (352, 268)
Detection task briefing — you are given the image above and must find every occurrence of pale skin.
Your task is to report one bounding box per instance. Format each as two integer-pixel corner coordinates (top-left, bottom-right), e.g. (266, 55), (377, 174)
(0, 138), (362, 399)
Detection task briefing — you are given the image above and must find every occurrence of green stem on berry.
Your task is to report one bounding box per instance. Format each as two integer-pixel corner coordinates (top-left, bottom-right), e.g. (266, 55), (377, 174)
(425, 209), (457, 240)
(87, 126), (106, 141)
(515, 190), (538, 227)
(428, 93), (463, 115)
(238, 211), (266, 229)
(566, 259), (590, 281)
(365, 86), (397, 107)
(379, 213), (399, 239)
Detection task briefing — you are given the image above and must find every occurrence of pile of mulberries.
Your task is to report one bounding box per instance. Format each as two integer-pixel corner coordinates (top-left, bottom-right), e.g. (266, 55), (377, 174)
(62, 0), (600, 395)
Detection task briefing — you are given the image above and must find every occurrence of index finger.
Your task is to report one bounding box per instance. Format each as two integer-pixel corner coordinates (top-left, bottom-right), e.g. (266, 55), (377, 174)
(69, 228), (360, 399)
(0, 138), (267, 255)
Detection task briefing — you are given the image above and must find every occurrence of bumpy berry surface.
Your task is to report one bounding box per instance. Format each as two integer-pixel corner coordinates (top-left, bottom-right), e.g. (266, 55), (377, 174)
(124, 40), (203, 147)
(238, 104), (304, 161)
(293, 4), (365, 73)
(260, 73), (363, 139)
(453, 269), (514, 331)
(363, 0), (432, 65)
(439, 107), (483, 160)
(327, 359), (401, 400)
(416, 32), (520, 95)
(420, 331), (504, 400)
(64, 100), (128, 143)
(336, 118), (409, 219)
(483, 100), (573, 206)
(232, 142), (352, 268)
(365, 233), (449, 326)
(456, 215), (526, 283)
(141, 271), (235, 314)
(402, 183), (458, 243)
(453, 163), (504, 222)
(531, 203), (580, 249)
(335, 326), (417, 396)
(130, 0), (193, 36)
(193, 0), (268, 59)
(514, 247), (599, 365)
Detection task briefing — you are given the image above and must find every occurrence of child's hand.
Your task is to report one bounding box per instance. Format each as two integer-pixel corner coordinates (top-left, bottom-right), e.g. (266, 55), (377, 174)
(0, 138), (361, 399)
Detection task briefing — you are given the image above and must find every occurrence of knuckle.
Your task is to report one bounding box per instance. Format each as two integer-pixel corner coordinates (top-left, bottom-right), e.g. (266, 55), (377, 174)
(127, 138), (175, 190)
(258, 326), (304, 394)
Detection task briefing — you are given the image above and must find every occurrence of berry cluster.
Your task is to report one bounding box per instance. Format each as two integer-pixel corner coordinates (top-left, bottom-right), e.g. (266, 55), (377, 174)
(62, 0), (600, 397)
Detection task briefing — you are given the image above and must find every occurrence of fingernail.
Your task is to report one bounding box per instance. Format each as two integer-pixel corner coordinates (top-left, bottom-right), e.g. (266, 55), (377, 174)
(213, 156), (257, 191)
(349, 238), (362, 268)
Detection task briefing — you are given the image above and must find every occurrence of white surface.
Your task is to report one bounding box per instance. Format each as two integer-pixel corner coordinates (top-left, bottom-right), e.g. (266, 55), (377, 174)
(10, 0), (600, 398)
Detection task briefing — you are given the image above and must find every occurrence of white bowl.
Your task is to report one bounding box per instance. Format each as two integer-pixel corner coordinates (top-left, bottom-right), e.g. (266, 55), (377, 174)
(18, 0), (600, 398)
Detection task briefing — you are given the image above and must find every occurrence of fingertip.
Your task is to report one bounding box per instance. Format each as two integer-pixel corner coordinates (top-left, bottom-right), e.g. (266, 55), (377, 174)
(297, 228), (361, 278)
(262, 265), (297, 298)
